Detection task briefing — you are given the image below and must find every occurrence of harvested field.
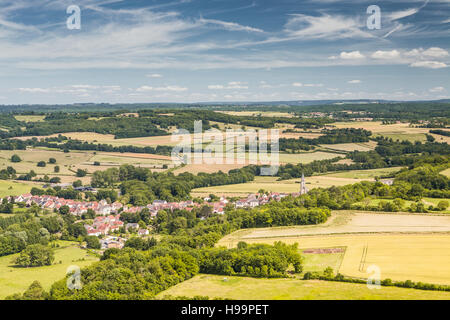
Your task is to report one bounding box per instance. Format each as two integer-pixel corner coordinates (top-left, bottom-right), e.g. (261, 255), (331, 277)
(216, 111), (295, 118)
(218, 211), (450, 284)
(320, 141), (377, 152)
(431, 133), (450, 144)
(92, 152), (172, 162)
(191, 175), (370, 197)
(332, 121), (435, 142)
(303, 248), (345, 254)
(0, 149), (94, 175)
(280, 132), (323, 139)
(13, 132), (180, 147)
(219, 211), (450, 242)
(219, 232), (450, 285)
(441, 168), (450, 178)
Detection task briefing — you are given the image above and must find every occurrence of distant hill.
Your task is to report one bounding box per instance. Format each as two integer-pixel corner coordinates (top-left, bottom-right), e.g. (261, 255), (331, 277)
(0, 99), (448, 113)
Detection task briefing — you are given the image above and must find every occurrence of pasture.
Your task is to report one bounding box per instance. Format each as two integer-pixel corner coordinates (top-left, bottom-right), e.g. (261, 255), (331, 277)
(0, 180), (34, 197)
(157, 274), (450, 300)
(0, 148), (174, 183)
(14, 115), (46, 123)
(324, 167), (404, 179)
(0, 149), (94, 175)
(0, 241), (98, 299)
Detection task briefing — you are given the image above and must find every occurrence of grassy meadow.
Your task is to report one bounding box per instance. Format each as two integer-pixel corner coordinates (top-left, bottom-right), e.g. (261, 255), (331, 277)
(0, 180), (34, 197)
(0, 241), (98, 299)
(157, 274), (450, 300)
(14, 115), (46, 123)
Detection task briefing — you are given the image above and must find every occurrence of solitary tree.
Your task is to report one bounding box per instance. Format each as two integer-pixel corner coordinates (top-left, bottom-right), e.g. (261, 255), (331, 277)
(37, 161), (46, 167)
(14, 244), (54, 267)
(11, 154), (21, 163)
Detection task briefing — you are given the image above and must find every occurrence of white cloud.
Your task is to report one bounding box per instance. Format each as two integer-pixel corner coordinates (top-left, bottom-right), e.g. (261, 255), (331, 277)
(71, 84), (99, 89)
(292, 82), (303, 87)
(304, 83), (323, 87)
(18, 88), (50, 93)
(348, 80), (361, 84)
(146, 73), (163, 78)
(136, 85), (188, 92)
(208, 82), (248, 90)
(410, 61), (449, 69)
(429, 86), (445, 93)
(340, 51), (365, 60)
(422, 47), (449, 58)
(406, 47), (449, 58)
(371, 50), (401, 59)
(208, 85), (225, 90)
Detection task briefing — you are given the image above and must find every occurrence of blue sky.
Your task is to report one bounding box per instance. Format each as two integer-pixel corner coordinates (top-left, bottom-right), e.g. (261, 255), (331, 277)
(0, 0), (449, 104)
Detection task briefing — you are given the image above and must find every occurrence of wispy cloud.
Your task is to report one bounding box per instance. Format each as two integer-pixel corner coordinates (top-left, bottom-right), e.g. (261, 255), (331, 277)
(136, 85), (188, 92)
(198, 18), (264, 33)
(208, 82), (248, 90)
(284, 14), (371, 39)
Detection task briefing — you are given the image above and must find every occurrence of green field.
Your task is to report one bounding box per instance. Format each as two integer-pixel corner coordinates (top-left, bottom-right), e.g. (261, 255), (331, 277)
(0, 180), (34, 197)
(157, 274), (450, 300)
(353, 197), (450, 213)
(301, 248), (345, 273)
(14, 115), (46, 123)
(324, 167), (404, 179)
(0, 241), (98, 299)
(374, 133), (427, 143)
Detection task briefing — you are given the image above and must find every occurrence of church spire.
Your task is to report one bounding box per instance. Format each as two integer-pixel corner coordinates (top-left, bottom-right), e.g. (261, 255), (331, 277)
(300, 172), (308, 195)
